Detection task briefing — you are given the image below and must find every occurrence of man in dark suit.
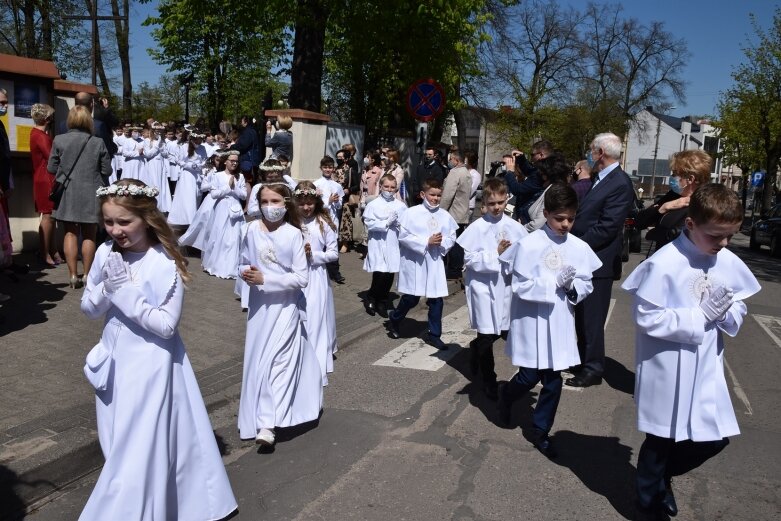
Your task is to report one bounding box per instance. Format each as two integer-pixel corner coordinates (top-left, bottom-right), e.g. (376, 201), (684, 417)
(567, 132), (635, 387)
(60, 93), (118, 157)
(411, 145), (446, 204)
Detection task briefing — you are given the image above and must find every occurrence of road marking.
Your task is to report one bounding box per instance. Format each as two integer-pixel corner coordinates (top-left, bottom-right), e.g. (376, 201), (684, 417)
(752, 314), (781, 348)
(605, 299), (616, 330)
(724, 359), (753, 416)
(373, 305), (471, 371)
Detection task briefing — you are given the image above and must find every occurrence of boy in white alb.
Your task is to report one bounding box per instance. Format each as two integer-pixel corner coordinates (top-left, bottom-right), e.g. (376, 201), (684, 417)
(498, 184), (601, 458)
(622, 184), (760, 519)
(388, 178), (457, 350)
(363, 173), (408, 317)
(456, 178), (527, 399)
(313, 156), (346, 284)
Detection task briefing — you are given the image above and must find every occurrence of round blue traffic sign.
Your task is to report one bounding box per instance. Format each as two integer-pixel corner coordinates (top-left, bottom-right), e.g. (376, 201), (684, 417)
(406, 79), (445, 122)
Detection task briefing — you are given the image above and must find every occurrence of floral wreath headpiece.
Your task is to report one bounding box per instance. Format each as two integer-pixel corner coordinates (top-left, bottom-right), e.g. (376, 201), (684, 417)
(259, 163), (287, 172)
(294, 187), (318, 197)
(96, 184), (160, 198)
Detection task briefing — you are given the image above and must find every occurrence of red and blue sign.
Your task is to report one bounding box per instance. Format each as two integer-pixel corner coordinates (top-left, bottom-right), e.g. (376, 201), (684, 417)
(406, 78), (446, 122)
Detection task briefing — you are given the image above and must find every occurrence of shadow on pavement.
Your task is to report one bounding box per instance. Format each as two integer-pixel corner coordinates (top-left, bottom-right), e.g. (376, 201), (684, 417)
(0, 464), (56, 521)
(549, 430), (636, 520)
(0, 267), (68, 337)
(732, 244), (781, 284)
(604, 357), (635, 396)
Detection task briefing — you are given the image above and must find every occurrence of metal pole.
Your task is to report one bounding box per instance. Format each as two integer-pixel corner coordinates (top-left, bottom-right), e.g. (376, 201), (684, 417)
(91, 0), (97, 86)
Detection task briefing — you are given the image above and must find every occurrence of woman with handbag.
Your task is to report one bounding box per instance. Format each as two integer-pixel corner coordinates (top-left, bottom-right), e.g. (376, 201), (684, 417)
(47, 105), (112, 288)
(30, 103), (62, 267)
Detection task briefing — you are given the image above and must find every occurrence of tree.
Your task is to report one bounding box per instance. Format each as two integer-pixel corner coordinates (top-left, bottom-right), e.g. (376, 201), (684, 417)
(717, 10), (781, 211)
(288, 0), (329, 112)
(144, 0), (288, 129)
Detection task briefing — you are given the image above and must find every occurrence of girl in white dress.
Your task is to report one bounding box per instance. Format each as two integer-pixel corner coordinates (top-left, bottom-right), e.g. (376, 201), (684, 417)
(178, 151), (226, 252)
(80, 179), (237, 521)
(294, 180), (338, 385)
(237, 183), (323, 446)
(140, 127), (172, 212)
(168, 138), (206, 227)
(202, 153), (246, 278)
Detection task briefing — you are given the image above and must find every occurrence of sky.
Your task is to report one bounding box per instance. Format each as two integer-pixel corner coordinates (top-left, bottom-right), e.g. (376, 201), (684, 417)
(87, 0), (778, 120)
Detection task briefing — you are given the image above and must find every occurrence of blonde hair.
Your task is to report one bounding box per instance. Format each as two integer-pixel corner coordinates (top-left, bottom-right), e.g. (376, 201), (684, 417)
(669, 149), (712, 185)
(99, 179), (191, 283)
(67, 105), (94, 134)
(31, 103), (54, 125)
(277, 115), (293, 130)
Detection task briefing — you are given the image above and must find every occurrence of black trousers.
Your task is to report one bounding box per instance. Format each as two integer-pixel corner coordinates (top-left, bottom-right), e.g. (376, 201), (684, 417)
(445, 223), (467, 278)
(471, 333), (500, 384)
(367, 272), (394, 302)
(502, 367), (563, 434)
(636, 433), (729, 507)
(574, 277), (614, 376)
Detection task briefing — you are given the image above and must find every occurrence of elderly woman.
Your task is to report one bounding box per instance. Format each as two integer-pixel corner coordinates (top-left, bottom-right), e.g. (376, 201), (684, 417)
(30, 103), (61, 267)
(47, 105), (111, 288)
(637, 149), (712, 253)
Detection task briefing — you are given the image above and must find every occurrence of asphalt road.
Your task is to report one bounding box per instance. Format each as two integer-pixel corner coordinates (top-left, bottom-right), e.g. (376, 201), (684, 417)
(24, 234), (781, 521)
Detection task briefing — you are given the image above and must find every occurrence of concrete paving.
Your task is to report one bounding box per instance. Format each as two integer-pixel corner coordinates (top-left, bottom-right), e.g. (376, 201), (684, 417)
(3, 231), (781, 521)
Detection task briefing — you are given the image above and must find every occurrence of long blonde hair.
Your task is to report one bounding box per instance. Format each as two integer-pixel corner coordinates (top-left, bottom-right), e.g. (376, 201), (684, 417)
(294, 180), (336, 236)
(99, 179), (191, 283)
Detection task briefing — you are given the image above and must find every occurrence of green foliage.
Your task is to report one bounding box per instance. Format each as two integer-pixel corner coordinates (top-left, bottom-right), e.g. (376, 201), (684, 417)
(717, 9), (781, 208)
(144, 0), (290, 128)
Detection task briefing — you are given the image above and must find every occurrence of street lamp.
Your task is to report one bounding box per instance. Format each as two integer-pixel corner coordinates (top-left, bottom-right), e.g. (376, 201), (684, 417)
(650, 106), (676, 199)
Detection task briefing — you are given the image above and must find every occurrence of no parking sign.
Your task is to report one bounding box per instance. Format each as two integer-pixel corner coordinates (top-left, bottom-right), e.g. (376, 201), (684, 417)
(406, 78), (446, 122)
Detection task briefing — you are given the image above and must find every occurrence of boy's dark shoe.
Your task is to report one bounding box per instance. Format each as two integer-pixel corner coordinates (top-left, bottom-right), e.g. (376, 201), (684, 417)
(424, 333), (447, 350)
(530, 430), (557, 459)
(660, 479), (678, 517)
(388, 312), (401, 339)
(565, 371), (602, 388)
(376, 300), (389, 318)
(365, 299), (376, 316)
(634, 501), (670, 521)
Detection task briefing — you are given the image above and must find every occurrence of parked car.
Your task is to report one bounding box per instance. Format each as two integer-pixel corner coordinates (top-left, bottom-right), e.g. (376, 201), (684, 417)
(749, 203), (781, 257)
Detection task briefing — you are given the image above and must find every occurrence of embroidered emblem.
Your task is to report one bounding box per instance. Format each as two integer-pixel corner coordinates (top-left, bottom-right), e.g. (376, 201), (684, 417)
(427, 216), (440, 234)
(543, 247), (563, 271)
(689, 272), (712, 301)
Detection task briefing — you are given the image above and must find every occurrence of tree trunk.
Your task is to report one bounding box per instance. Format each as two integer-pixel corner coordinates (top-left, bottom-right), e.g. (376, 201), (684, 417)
(110, 0), (132, 118)
(39, 0), (53, 60)
(22, 0), (36, 57)
(288, 0), (328, 112)
(83, 0), (111, 95)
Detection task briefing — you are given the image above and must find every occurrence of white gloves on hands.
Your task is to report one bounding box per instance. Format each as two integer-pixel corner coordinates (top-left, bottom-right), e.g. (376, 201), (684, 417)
(700, 286), (733, 323)
(387, 211), (398, 227)
(102, 252), (131, 294)
(556, 265), (577, 290)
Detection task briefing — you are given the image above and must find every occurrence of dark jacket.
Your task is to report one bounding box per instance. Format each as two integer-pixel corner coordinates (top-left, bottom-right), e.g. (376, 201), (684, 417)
(571, 165), (635, 279)
(231, 125), (260, 167)
(265, 130), (293, 161)
(412, 159), (445, 200)
(0, 120), (10, 191)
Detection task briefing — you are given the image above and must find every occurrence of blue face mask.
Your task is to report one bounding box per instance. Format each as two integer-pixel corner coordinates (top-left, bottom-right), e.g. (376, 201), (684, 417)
(669, 176), (683, 194)
(586, 150), (596, 169)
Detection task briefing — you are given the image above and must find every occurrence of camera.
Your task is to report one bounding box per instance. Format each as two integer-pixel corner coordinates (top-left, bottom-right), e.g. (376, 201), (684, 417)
(490, 160), (503, 168)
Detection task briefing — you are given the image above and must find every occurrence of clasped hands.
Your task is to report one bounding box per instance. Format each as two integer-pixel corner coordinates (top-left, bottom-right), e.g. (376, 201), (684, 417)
(102, 252), (131, 294)
(556, 265), (577, 290)
(241, 265), (265, 285)
(700, 286), (733, 323)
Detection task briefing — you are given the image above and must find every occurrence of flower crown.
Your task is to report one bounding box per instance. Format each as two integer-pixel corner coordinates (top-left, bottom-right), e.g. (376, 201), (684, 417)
(259, 164), (287, 172)
(294, 188), (318, 197)
(96, 184), (160, 198)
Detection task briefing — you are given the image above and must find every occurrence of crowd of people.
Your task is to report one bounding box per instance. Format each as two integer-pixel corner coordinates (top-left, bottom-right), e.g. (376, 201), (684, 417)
(0, 91), (762, 521)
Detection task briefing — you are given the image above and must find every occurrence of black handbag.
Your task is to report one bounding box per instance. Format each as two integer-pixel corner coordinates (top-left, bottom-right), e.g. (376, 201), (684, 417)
(49, 135), (90, 209)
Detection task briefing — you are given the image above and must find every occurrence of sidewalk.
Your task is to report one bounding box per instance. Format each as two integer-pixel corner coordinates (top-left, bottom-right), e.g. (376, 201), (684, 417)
(0, 246), (464, 518)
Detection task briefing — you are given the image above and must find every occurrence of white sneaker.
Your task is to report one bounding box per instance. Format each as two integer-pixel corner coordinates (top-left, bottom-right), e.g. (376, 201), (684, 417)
(255, 428), (275, 446)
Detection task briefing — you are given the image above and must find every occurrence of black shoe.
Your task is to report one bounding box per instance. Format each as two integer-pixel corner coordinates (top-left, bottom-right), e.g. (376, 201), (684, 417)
(660, 479), (678, 517)
(424, 333), (447, 350)
(565, 371), (603, 388)
(531, 430), (557, 459)
(634, 501), (667, 521)
(365, 300), (376, 316)
(376, 301), (389, 318)
(484, 382), (499, 401)
(334, 275), (346, 284)
(388, 312), (401, 339)
(496, 383), (512, 426)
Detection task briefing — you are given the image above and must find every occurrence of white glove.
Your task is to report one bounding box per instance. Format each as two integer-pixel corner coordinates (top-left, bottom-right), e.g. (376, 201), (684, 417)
(556, 265), (577, 289)
(102, 252), (131, 294)
(387, 211), (398, 227)
(699, 286), (733, 322)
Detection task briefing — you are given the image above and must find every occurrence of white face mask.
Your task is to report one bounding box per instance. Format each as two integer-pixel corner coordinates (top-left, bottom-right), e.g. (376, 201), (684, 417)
(0, 106), (7, 116)
(422, 198), (439, 211)
(380, 190), (395, 201)
(261, 205), (287, 222)
(131, 131), (139, 139)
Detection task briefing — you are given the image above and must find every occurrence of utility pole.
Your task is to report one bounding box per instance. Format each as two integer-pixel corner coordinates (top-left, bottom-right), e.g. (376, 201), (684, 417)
(63, 5), (128, 87)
